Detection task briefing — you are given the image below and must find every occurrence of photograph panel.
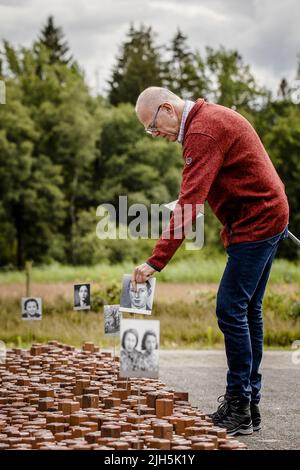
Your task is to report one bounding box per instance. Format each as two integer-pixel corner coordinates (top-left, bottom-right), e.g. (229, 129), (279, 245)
(119, 274), (156, 315)
(74, 283), (91, 311)
(119, 318), (159, 379)
(21, 297), (42, 320)
(104, 304), (122, 336)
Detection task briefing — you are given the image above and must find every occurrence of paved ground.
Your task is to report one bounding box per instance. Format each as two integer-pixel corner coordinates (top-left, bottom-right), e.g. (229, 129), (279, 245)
(159, 350), (300, 450)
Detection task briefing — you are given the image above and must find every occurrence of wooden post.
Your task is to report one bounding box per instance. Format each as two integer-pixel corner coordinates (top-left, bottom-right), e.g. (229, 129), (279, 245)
(137, 382), (141, 450)
(112, 335), (116, 381)
(25, 261), (32, 297)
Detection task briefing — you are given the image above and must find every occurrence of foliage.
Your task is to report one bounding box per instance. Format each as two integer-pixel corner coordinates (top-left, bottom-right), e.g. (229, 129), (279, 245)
(0, 19), (299, 268)
(39, 15), (73, 65)
(0, 288), (299, 348)
(108, 24), (163, 105)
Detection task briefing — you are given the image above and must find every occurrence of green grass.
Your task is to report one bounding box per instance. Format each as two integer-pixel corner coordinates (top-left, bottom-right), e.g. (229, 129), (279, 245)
(159, 257), (300, 284)
(0, 256), (299, 284)
(0, 256), (299, 349)
(0, 287), (299, 349)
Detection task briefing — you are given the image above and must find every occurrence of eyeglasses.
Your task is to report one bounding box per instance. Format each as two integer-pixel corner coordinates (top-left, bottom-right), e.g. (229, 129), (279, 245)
(145, 104), (162, 135)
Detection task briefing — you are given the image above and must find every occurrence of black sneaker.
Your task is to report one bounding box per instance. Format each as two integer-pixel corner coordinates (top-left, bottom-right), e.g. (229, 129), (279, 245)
(208, 394), (230, 423)
(211, 395), (253, 436)
(250, 402), (261, 431)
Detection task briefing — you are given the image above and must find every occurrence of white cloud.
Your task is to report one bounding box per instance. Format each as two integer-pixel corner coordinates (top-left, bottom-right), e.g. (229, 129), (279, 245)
(0, 0), (299, 96)
(149, 1), (227, 21)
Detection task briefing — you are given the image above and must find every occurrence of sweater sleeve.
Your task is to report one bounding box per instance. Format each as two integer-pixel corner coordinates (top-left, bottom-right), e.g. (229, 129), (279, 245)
(147, 133), (224, 271)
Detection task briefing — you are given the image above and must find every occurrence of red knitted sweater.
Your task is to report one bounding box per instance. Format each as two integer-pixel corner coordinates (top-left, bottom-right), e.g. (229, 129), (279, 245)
(147, 98), (289, 271)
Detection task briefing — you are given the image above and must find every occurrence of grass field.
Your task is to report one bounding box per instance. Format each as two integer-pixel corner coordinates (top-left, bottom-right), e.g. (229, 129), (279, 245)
(0, 295), (299, 350)
(0, 256), (299, 349)
(0, 279), (299, 350)
(0, 255), (300, 284)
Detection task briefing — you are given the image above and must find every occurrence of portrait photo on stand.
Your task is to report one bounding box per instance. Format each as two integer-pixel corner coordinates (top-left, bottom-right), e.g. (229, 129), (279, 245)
(120, 318), (159, 378)
(74, 283), (91, 311)
(104, 304), (122, 336)
(21, 297), (42, 320)
(119, 274), (156, 315)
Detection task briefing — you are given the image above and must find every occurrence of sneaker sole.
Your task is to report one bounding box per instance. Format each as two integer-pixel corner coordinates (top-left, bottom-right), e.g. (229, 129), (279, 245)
(227, 422), (253, 436)
(253, 424), (261, 431)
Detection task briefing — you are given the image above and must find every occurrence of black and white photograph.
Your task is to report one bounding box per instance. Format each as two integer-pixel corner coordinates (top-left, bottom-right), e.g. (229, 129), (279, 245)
(21, 297), (42, 320)
(104, 304), (122, 336)
(74, 283), (91, 311)
(119, 274), (156, 315)
(119, 318), (159, 378)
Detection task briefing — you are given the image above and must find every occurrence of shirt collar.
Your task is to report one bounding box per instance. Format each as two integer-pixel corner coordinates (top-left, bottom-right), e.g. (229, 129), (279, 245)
(177, 100), (195, 144)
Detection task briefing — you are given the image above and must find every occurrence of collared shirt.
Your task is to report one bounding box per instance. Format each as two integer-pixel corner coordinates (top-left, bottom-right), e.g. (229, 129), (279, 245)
(177, 100), (195, 144)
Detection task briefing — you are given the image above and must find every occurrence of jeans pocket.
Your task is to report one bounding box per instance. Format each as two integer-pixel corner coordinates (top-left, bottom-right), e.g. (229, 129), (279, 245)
(266, 235), (281, 247)
(266, 225), (288, 247)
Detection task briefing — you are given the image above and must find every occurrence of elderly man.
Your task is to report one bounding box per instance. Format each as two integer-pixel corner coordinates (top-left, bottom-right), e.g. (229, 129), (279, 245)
(132, 86), (289, 436)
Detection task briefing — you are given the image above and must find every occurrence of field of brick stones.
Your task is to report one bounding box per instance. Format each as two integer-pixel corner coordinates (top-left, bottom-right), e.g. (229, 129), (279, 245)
(0, 341), (247, 450)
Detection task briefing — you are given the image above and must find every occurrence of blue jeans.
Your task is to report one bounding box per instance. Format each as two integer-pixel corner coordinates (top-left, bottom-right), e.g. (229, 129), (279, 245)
(216, 224), (289, 403)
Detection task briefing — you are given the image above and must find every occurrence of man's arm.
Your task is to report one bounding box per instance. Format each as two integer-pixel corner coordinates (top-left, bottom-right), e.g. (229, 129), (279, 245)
(132, 133), (224, 285)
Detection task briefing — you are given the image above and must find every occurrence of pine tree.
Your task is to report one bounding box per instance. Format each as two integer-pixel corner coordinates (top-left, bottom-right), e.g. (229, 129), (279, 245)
(39, 15), (72, 65)
(278, 78), (289, 100)
(108, 24), (163, 105)
(163, 28), (207, 100)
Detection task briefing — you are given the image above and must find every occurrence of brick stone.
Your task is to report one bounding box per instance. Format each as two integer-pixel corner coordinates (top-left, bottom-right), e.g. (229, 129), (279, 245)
(82, 394), (99, 409)
(38, 398), (55, 411)
(103, 397), (121, 409)
(149, 438), (171, 450)
(58, 400), (80, 415)
(155, 399), (173, 418)
(101, 424), (121, 438)
(153, 423), (173, 440)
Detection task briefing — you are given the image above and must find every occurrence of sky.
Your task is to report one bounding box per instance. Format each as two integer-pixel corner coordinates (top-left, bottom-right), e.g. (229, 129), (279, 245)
(0, 0), (299, 97)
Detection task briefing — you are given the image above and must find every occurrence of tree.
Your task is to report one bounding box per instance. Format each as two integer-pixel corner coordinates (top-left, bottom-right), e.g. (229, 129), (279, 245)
(1, 20), (299, 267)
(258, 102), (300, 260)
(96, 103), (182, 217)
(108, 24), (163, 105)
(254, 56), (300, 260)
(205, 46), (268, 111)
(0, 79), (66, 267)
(38, 15), (72, 65)
(278, 78), (290, 100)
(49, 78), (100, 264)
(0, 38), (100, 266)
(163, 29), (208, 100)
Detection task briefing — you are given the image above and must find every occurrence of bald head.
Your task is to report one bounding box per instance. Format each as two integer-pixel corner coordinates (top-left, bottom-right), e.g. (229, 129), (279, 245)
(135, 87), (185, 141)
(136, 87), (182, 114)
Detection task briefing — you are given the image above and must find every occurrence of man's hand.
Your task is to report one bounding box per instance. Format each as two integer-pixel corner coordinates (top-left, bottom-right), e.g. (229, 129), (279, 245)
(131, 263), (156, 290)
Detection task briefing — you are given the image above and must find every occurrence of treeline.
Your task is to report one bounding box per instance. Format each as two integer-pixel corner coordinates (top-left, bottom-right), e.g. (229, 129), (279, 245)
(0, 16), (299, 268)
